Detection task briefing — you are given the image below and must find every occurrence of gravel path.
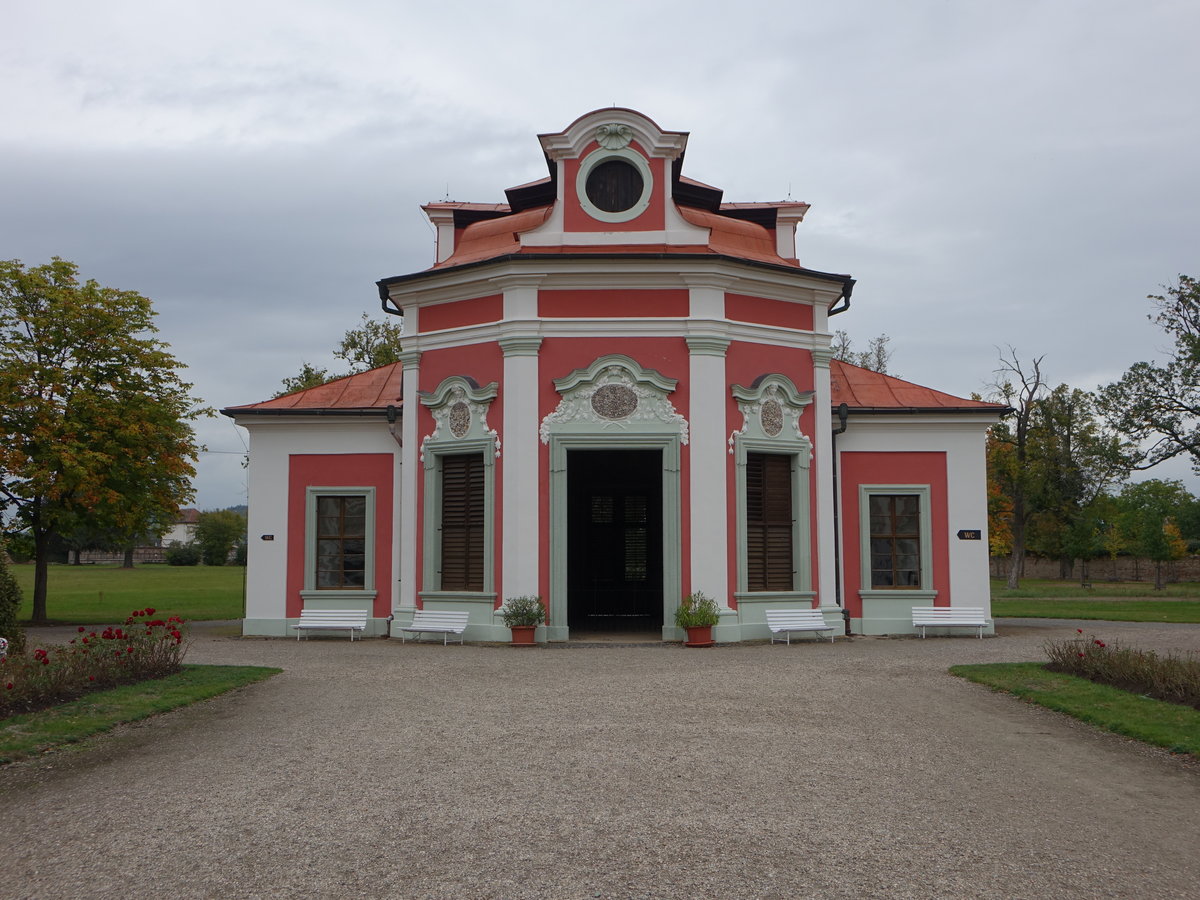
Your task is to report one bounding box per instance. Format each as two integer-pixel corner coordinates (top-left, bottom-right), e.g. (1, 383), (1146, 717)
(1, 619), (1198, 899)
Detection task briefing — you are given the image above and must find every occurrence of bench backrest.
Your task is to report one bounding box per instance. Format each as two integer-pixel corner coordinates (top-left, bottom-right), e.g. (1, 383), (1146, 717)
(910, 607), (987, 624)
(765, 609), (827, 626)
(297, 609), (369, 624)
(411, 609), (470, 628)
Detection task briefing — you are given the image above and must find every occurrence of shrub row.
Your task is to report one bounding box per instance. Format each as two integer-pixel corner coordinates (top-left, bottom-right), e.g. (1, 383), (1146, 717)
(1044, 631), (1200, 710)
(0, 608), (188, 718)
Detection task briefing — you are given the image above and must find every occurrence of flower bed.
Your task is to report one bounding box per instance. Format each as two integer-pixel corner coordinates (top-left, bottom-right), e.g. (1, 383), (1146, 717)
(1, 608), (188, 718)
(1044, 630), (1200, 710)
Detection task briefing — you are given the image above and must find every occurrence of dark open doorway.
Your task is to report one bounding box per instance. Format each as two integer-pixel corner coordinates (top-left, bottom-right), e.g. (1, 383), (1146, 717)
(567, 449), (663, 633)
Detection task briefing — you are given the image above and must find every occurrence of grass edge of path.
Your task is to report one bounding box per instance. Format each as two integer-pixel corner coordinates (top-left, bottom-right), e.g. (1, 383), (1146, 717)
(0, 664), (281, 764)
(950, 661), (1200, 758)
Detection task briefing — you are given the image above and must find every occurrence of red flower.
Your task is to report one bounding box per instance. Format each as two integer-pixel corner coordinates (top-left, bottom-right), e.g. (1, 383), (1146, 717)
(1078, 652), (1085, 658)
(1076, 629), (1083, 634)
(145, 607), (155, 616)
(126, 647), (134, 654)
(88, 675), (95, 682)
(77, 626), (85, 633)
(5, 683), (12, 690)
(1095, 640), (1106, 648)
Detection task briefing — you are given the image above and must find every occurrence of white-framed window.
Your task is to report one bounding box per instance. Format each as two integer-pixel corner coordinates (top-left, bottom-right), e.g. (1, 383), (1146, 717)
(729, 375), (813, 600)
(420, 376), (499, 599)
(858, 485), (935, 600)
(302, 486), (376, 601)
(575, 146), (654, 224)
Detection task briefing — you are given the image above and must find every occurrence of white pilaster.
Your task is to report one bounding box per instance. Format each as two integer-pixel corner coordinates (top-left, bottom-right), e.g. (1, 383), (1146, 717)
(812, 348), (840, 627)
(395, 349), (422, 624)
(685, 335), (731, 620)
(499, 336), (542, 600)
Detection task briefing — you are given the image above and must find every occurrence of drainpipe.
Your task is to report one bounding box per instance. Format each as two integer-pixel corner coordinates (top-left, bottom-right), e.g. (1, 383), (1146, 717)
(831, 402), (850, 634)
(828, 279), (855, 318)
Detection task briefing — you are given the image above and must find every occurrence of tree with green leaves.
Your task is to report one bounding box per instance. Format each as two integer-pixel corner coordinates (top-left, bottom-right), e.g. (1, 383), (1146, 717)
(0, 258), (206, 623)
(1023, 385), (1133, 577)
(1116, 479), (1193, 589)
(194, 509), (247, 566)
(277, 312), (403, 396)
(989, 351), (1132, 586)
(1100, 275), (1200, 472)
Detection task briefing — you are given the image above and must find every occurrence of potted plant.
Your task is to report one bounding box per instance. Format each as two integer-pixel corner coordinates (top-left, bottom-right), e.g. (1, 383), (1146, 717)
(675, 590), (720, 647)
(501, 595), (545, 645)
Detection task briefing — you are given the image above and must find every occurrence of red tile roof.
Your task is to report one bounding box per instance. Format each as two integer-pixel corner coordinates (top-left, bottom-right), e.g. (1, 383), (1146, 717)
(223, 362), (404, 415)
(224, 359), (1001, 417)
(831, 359), (1002, 412)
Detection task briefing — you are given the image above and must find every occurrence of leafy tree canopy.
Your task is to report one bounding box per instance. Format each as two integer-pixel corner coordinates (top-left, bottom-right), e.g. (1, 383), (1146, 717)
(194, 508), (247, 566)
(0, 258), (207, 622)
(277, 313), (402, 396)
(1099, 275), (1200, 472)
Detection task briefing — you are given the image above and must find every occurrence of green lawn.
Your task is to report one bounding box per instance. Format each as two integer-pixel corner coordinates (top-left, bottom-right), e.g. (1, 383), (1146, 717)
(950, 662), (1200, 757)
(990, 578), (1200, 623)
(991, 577), (1200, 599)
(0, 664), (281, 763)
(991, 598), (1200, 623)
(11, 563), (245, 624)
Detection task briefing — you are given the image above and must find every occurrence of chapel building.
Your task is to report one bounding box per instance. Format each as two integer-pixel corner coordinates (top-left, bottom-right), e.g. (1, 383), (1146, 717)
(223, 108), (1004, 640)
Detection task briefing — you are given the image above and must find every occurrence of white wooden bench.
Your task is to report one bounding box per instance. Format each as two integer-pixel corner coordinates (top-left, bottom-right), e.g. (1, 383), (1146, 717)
(293, 609), (369, 641)
(399, 609), (469, 645)
(766, 609), (836, 644)
(911, 606), (989, 639)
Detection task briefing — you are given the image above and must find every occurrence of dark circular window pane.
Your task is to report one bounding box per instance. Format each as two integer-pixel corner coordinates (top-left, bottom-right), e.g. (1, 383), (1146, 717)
(585, 159), (644, 213)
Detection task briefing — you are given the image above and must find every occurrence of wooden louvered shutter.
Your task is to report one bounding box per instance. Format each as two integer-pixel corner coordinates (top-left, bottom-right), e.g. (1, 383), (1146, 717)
(746, 452), (794, 592)
(440, 453), (484, 591)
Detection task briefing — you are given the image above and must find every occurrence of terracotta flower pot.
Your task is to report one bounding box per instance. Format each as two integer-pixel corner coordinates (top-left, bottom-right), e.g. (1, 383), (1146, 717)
(509, 625), (537, 645)
(683, 625), (714, 647)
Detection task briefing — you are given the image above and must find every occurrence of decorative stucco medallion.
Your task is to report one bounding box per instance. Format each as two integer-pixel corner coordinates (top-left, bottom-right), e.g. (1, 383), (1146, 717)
(596, 123), (633, 150)
(591, 384), (639, 420)
(760, 399), (784, 436)
(419, 377), (501, 462)
(728, 375), (814, 459)
(541, 355), (689, 444)
(448, 401), (470, 438)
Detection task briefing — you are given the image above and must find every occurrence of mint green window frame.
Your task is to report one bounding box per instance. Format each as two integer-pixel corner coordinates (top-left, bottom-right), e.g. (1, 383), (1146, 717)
(301, 486), (377, 607)
(858, 484), (936, 603)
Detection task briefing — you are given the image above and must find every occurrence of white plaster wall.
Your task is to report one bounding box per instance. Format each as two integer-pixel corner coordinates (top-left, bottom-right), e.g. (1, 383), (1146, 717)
(236, 418), (401, 633)
(836, 419), (995, 620)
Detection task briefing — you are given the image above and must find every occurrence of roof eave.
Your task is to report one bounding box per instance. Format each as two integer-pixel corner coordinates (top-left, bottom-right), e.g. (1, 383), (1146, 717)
(220, 407), (396, 419)
(377, 252), (854, 300)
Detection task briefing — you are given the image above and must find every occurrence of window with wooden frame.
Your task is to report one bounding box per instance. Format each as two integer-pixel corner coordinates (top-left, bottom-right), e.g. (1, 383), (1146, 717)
(868, 494), (922, 588)
(857, 485), (932, 598)
(745, 452), (794, 592)
(439, 452), (485, 592)
(315, 495), (367, 589)
(302, 486), (376, 601)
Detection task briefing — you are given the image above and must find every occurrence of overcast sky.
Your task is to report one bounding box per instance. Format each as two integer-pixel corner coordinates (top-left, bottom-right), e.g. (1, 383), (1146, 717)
(3, 0), (1198, 510)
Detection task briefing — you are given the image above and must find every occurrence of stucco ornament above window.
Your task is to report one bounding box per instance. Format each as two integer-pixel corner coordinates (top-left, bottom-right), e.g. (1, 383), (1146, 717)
(729, 374), (814, 456)
(595, 123), (634, 150)
(540, 354), (689, 444)
(419, 376), (500, 462)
